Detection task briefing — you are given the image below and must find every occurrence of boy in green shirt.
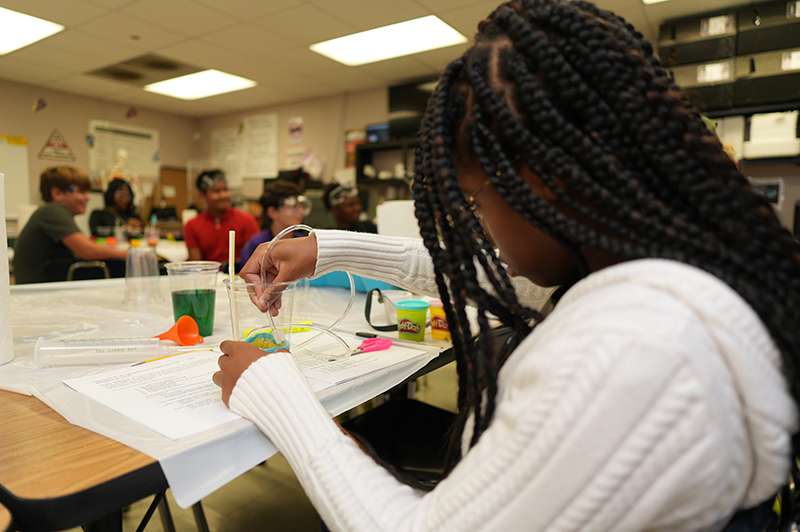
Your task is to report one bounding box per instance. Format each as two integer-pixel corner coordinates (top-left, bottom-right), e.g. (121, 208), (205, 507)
(13, 166), (128, 284)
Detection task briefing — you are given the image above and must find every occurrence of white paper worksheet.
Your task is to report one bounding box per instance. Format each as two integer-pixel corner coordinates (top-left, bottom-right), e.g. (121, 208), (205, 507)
(64, 350), (240, 440)
(63, 335), (436, 441)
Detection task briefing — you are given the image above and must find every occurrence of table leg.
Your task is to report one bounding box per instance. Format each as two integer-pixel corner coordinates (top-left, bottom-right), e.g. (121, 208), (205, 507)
(158, 496), (176, 532)
(192, 502), (210, 532)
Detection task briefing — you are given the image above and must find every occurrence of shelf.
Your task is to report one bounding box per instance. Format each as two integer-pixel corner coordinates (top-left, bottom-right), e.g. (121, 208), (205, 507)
(355, 138), (416, 182)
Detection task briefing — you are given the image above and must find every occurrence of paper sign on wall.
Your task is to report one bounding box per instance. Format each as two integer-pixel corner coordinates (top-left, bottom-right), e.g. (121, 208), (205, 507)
(38, 129), (76, 162)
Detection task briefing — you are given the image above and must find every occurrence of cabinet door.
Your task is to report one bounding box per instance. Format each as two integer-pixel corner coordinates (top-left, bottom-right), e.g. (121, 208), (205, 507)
(159, 167), (189, 216)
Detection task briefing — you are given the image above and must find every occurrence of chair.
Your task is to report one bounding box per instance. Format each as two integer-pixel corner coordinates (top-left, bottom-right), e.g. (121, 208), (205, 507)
(342, 398), (456, 486)
(341, 327), (518, 487)
(44, 258), (126, 282)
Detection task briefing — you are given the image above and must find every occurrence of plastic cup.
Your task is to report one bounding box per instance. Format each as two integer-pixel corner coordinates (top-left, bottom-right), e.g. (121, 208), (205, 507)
(224, 278), (295, 352)
(123, 246), (161, 305)
(395, 300), (429, 341)
(428, 299), (451, 340)
(165, 261), (220, 337)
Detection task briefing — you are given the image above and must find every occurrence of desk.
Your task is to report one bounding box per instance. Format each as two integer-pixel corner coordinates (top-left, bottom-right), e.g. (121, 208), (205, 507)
(0, 278), (447, 531)
(0, 390), (166, 531)
(116, 239), (188, 263)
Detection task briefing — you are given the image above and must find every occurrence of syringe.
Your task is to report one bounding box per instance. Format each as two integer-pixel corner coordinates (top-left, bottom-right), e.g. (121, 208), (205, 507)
(34, 337), (167, 368)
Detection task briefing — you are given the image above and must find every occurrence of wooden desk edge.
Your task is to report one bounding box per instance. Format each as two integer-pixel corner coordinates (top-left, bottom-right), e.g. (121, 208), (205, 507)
(0, 503), (13, 532)
(0, 390), (168, 531)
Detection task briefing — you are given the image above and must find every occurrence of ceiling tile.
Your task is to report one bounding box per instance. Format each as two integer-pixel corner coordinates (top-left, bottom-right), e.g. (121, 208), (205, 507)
(191, 0), (300, 21)
(200, 23), (297, 59)
(76, 12), (186, 49)
(159, 40), (245, 71)
(83, 0), (139, 7)
(0, 56), (78, 85)
(358, 56), (439, 83)
(33, 29), (143, 63)
(0, 0), (107, 26)
(413, 0), (495, 14)
(412, 42), (471, 72)
(43, 74), (132, 97)
(258, 47), (344, 75)
(121, 0), (238, 38)
(252, 4), (358, 46)
(437, 2), (497, 38)
(305, 65), (383, 92)
(312, 0), (429, 31)
(4, 43), (110, 74)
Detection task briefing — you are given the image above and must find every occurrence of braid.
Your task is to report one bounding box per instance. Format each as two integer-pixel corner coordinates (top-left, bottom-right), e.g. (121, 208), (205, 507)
(413, 0), (800, 489)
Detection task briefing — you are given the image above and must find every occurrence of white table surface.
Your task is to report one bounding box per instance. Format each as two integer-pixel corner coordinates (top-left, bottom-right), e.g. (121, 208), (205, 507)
(0, 277), (445, 507)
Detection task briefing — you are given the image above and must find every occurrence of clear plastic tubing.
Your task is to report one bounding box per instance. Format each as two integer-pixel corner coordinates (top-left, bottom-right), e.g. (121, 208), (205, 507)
(34, 337), (162, 368)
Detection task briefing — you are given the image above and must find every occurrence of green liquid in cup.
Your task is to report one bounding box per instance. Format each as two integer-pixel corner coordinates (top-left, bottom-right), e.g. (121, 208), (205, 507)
(172, 289), (215, 337)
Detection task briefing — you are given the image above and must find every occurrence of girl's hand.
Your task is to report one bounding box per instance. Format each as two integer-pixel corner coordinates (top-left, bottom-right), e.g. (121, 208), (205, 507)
(213, 340), (287, 406)
(238, 234), (318, 314)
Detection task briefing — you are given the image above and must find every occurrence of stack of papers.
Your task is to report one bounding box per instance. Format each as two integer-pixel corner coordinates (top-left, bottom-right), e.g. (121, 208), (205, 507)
(64, 333), (433, 441)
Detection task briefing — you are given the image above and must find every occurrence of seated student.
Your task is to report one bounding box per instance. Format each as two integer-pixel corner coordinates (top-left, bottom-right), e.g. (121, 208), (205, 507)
(183, 169), (259, 265)
(239, 180), (310, 264)
(89, 178), (142, 237)
(322, 183), (377, 233)
(14, 166), (128, 284)
(214, 2), (800, 532)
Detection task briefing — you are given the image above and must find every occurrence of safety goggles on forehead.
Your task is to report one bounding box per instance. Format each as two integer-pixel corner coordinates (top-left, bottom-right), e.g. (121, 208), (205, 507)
(281, 195), (311, 216)
(328, 184), (359, 207)
(199, 174), (226, 192)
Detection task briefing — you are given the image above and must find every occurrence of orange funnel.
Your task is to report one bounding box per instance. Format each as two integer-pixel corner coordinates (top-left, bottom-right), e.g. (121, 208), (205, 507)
(154, 315), (204, 346)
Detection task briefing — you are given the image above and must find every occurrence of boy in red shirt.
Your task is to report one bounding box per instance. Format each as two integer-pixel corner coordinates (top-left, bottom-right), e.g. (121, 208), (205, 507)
(183, 170), (259, 269)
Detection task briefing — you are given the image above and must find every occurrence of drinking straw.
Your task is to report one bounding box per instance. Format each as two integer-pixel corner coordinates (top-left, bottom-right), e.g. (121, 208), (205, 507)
(229, 230), (239, 340)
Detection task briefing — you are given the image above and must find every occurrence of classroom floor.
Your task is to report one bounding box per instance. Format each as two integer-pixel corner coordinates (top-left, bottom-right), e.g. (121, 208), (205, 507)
(65, 361), (459, 532)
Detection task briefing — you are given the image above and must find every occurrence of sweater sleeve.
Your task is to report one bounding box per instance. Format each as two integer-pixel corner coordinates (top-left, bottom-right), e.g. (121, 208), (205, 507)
(313, 230), (555, 312)
(229, 273), (760, 532)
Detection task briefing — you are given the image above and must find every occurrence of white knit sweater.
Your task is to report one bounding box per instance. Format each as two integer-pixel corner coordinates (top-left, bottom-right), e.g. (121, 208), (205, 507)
(230, 230), (797, 532)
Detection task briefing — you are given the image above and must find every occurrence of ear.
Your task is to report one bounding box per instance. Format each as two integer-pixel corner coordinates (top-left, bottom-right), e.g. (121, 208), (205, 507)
(266, 205), (278, 218)
(50, 187), (65, 201)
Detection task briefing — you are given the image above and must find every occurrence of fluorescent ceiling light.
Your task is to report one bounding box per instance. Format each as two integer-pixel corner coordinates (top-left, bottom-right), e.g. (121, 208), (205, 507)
(0, 7), (64, 55)
(641, 0), (672, 4)
(144, 70), (256, 100)
(310, 15), (468, 66)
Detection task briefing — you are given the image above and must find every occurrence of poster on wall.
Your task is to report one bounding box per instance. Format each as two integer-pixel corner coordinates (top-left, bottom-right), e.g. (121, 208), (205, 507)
(288, 116), (303, 143)
(88, 120), (160, 187)
(211, 113), (278, 187)
(0, 134), (31, 219)
(38, 129), (76, 162)
(285, 146), (306, 169)
(242, 114), (278, 178)
(211, 127), (243, 187)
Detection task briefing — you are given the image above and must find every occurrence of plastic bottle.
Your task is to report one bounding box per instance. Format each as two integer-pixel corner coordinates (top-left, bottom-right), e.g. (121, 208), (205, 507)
(147, 213), (159, 246)
(114, 219), (126, 244)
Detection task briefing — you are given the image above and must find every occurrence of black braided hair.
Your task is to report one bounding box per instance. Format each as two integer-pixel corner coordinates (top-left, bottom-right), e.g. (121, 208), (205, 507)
(413, 0), (800, 481)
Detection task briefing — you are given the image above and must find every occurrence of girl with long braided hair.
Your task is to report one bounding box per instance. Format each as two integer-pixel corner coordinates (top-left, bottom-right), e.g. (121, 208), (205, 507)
(214, 1), (800, 530)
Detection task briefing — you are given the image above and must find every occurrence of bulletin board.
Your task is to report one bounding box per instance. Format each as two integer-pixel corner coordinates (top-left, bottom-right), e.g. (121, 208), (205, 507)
(0, 134), (31, 219)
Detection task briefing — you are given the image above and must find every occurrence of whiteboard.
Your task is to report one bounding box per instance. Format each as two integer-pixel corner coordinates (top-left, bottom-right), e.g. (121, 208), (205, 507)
(0, 134), (31, 219)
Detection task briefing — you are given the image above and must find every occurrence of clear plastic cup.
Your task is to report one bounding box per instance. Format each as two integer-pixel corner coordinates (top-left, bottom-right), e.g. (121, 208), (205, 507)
(123, 246), (161, 305)
(224, 278), (295, 352)
(165, 261), (220, 337)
